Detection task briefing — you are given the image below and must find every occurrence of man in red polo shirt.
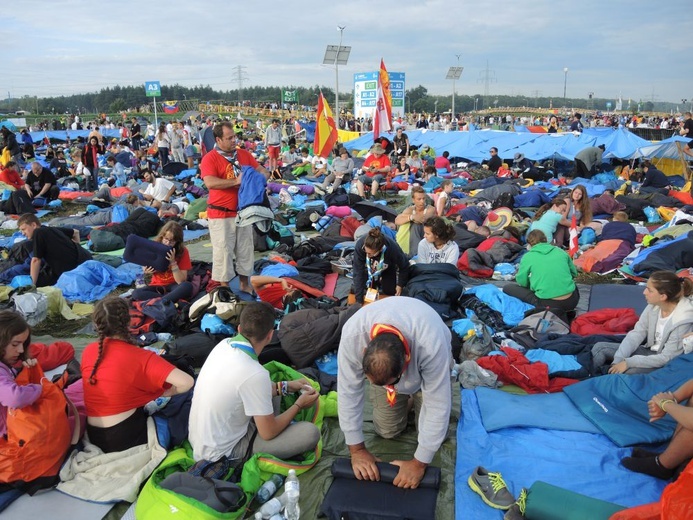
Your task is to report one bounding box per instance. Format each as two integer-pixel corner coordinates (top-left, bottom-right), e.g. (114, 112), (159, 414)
(200, 122), (269, 293)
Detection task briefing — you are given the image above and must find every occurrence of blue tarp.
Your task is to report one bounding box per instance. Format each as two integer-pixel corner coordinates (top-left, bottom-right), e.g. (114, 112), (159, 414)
(455, 390), (666, 520)
(25, 129), (121, 143)
(55, 260), (137, 302)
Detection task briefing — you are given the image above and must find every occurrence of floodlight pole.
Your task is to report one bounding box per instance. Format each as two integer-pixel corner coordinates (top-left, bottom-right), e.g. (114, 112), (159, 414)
(453, 54), (461, 121)
(563, 67), (569, 104)
(335, 27), (344, 129)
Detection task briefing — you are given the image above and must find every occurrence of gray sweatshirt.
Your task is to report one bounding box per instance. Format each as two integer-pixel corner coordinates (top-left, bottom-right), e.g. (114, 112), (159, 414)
(337, 297), (452, 463)
(615, 297), (693, 369)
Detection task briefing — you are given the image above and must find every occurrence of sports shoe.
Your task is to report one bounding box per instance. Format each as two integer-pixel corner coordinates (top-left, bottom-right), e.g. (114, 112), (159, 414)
(468, 466), (515, 510)
(504, 488), (527, 519)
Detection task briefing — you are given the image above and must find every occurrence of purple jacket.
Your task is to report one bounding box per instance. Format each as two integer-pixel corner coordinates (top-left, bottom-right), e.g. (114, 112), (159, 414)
(0, 363), (42, 436)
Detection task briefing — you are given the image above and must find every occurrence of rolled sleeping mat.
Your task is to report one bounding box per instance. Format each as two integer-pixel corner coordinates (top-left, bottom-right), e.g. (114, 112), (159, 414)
(330, 457), (441, 489)
(524, 481), (625, 520)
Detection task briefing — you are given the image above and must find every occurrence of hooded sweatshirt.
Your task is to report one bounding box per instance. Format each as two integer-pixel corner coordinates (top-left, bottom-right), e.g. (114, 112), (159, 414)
(614, 297), (693, 369)
(516, 242), (577, 299)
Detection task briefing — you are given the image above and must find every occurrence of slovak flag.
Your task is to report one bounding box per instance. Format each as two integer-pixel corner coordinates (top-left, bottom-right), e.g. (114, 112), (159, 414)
(568, 214), (579, 258)
(162, 101), (179, 114)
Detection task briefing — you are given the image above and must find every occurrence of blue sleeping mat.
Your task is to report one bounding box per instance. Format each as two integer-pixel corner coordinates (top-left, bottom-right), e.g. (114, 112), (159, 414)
(476, 387), (601, 434)
(563, 353), (693, 447)
(588, 283), (647, 315)
(455, 390), (667, 520)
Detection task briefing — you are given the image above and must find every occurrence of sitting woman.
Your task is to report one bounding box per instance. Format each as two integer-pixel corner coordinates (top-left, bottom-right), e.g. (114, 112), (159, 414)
(503, 229), (579, 316)
(417, 216), (459, 265)
(554, 185), (593, 246)
(392, 155), (411, 184)
(394, 185), (437, 256)
(352, 227), (409, 304)
(435, 179), (455, 217)
(132, 222), (193, 304)
(591, 271), (693, 375)
(316, 147), (353, 194)
(528, 198), (567, 244)
(0, 311), (41, 446)
(81, 297), (194, 453)
(621, 379), (693, 480)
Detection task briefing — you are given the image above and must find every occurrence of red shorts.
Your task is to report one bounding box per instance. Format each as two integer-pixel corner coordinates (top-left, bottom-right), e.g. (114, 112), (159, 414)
(268, 145), (280, 159)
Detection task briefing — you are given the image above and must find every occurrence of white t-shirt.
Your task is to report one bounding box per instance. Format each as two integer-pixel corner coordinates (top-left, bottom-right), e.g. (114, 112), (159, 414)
(312, 156), (329, 170)
(417, 239), (460, 265)
(144, 177), (174, 202)
(189, 339), (273, 462)
(650, 311), (672, 352)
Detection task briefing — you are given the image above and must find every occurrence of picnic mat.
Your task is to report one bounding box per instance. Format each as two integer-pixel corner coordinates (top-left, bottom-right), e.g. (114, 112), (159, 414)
(4, 489), (112, 519)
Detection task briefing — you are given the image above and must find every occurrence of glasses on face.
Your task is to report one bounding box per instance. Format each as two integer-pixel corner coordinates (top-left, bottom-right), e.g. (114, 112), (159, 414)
(161, 236), (175, 245)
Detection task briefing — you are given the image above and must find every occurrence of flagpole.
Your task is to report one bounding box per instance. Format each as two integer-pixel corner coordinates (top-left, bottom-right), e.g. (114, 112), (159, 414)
(335, 27), (344, 130)
(153, 96), (158, 129)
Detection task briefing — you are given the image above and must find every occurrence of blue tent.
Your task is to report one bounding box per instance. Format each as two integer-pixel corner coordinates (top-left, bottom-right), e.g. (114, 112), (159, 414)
(601, 128), (651, 160)
(0, 121), (18, 132)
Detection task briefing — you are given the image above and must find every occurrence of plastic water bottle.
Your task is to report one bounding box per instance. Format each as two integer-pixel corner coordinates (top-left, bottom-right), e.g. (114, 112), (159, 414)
(135, 272), (146, 288)
(284, 469), (300, 520)
(258, 493), (288, 518)
(256, 474), (285, 504)
(156, 333), (173, 343)
(451, 363), (462, 381)
(473, 322), (485, 338)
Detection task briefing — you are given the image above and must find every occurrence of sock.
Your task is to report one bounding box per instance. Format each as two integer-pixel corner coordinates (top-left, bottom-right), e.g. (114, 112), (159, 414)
(621, 456), (675, 480)
(632, 447), (661, 459)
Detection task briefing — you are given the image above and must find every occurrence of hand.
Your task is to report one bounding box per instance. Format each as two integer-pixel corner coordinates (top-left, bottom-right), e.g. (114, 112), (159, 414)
(280, 279), (290, 292)
(143, 266), (155, 275)
(22, 358), (37, 368)
(391, 459), (427, 489)
(287, 378), (311, 393)
(350, 446), (381, 481)
(295, 390), (319, 410)
(608, 361), (628, 374)
(166, 249), (176, 264)
(395, 285), (402, 296)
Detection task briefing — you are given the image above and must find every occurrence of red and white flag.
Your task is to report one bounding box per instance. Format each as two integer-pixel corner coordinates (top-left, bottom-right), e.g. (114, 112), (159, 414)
(568, 214), (579, 258)
(373, 59), (392, 140)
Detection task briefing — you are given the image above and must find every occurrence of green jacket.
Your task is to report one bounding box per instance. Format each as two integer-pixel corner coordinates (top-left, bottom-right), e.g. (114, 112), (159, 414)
(516, 242), (577, 299)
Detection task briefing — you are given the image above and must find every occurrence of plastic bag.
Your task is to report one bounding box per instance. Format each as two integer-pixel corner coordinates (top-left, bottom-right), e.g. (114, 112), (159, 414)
(461, 313), (494, 361)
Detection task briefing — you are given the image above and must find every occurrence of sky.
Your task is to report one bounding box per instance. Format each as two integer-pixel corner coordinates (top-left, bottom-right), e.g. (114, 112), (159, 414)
(2, 0), (692, 107)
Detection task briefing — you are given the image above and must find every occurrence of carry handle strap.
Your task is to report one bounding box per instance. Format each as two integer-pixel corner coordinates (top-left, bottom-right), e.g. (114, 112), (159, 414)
(203, 476), (237, 508)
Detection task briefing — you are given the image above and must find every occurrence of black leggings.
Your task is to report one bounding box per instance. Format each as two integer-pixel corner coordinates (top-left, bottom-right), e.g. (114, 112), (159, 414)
(87, 407), (148, 453)
(503, 285), (580, 315)
(132, 282), (193, 303)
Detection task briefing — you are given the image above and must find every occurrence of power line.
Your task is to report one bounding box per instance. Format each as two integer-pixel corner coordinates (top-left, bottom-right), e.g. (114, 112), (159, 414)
(477, 60), (497, 101)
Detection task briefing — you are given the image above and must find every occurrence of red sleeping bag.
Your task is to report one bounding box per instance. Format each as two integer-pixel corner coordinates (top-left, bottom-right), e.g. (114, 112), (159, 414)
(570, 308), (639, 336)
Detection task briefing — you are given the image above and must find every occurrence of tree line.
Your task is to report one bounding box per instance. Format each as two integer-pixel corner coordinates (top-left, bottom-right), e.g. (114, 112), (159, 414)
(0, 82), (678, 117)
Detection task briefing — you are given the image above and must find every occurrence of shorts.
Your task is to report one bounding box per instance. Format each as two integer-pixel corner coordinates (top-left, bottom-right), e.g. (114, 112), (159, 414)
(359, 174), (384, 185)
(267, 145), (280, 159)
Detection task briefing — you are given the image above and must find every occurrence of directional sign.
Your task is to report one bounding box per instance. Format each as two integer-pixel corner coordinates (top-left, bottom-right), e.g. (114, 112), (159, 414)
(145, 81), (161, 97)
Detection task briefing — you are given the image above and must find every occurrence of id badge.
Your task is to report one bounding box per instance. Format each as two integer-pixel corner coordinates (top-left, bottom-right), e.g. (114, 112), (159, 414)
(365, 288), (378, 303)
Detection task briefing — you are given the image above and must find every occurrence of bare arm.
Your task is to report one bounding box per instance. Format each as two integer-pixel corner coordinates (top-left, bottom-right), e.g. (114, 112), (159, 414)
(253, 390), (319, 441)
(30, 257), (41, 285)
(395, 206), (414, 226)
(161, 368), (194, 397)
(203, 175), (240, 190)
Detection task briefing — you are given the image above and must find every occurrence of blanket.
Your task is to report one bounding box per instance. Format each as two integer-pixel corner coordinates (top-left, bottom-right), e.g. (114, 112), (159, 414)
(58, 418), (167, 503)
(564, 353), (693, 447)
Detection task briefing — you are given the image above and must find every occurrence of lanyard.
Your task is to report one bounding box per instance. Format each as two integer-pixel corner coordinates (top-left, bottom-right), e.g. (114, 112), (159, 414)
(369, 323), (411, 407)
(366, 245), (387, 289)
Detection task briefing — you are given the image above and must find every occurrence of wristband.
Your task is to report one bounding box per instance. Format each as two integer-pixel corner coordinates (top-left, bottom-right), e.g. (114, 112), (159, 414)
(659, 399), (675, 413)
(409, 214), (413, 222)
(281, 381), (289, 396)
(292, 403), (301, 412)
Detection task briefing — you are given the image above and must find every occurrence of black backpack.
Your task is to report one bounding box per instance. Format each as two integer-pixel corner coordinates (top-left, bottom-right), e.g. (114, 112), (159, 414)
(493, 192), (515, 210)
(295, 207), (325, 231)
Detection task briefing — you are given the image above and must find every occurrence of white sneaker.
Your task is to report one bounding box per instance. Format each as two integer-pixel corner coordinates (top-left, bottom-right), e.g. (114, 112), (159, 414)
(326, 186), (334, 194)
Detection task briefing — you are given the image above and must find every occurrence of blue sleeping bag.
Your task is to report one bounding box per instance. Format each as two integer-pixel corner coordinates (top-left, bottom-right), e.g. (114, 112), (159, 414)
(564, 353), (693, 447)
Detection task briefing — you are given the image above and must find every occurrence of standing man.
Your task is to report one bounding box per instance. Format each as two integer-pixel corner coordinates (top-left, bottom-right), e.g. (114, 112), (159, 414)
(569, 113), (584, 133)
(264, 118), (282, 174)
(200, 122), (269, 293)
(338, 297), (452, 489)
(680, 112), (693, 139)
(170, 122), (186, 164)
(392, 127), (410, 159)
(130, 117), (142, 151)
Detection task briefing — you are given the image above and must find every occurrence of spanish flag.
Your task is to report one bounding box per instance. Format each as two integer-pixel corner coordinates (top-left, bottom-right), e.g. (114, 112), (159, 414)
(162, 101), (179, 114)
(314, 92), (338, 158)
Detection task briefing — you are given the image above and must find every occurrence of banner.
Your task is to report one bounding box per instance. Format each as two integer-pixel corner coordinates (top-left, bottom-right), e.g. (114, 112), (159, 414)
(378, 59), (393, 124)
(282, 90), (298, 103)
(373, 70), (392, 139)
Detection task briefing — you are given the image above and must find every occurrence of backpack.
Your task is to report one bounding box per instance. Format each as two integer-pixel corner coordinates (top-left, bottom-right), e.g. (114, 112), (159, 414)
(283, 295), (340, 315)
(323, 188), (350, 207)
(188, 287), (248, 327)
(166, 331), (230, 368)
(295, 207), (325, 231)
(0, 366), (78, 491)
(266, 222), (295, 250)
(511, 308), (570, 340)
(129, 300), (157, 335)
(493, 192), (515, 210)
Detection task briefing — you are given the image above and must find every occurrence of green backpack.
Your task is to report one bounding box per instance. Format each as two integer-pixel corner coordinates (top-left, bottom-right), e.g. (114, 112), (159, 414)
(136, 362), (327, 519)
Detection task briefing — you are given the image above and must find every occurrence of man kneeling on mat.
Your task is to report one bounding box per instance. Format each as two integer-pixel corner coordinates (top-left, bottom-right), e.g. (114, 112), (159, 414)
(188, 302), (320, 470)
(337, 296), (452, 489)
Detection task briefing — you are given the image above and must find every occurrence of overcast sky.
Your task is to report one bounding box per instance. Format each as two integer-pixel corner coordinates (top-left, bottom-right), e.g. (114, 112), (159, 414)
(2, 0), (691, 106)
